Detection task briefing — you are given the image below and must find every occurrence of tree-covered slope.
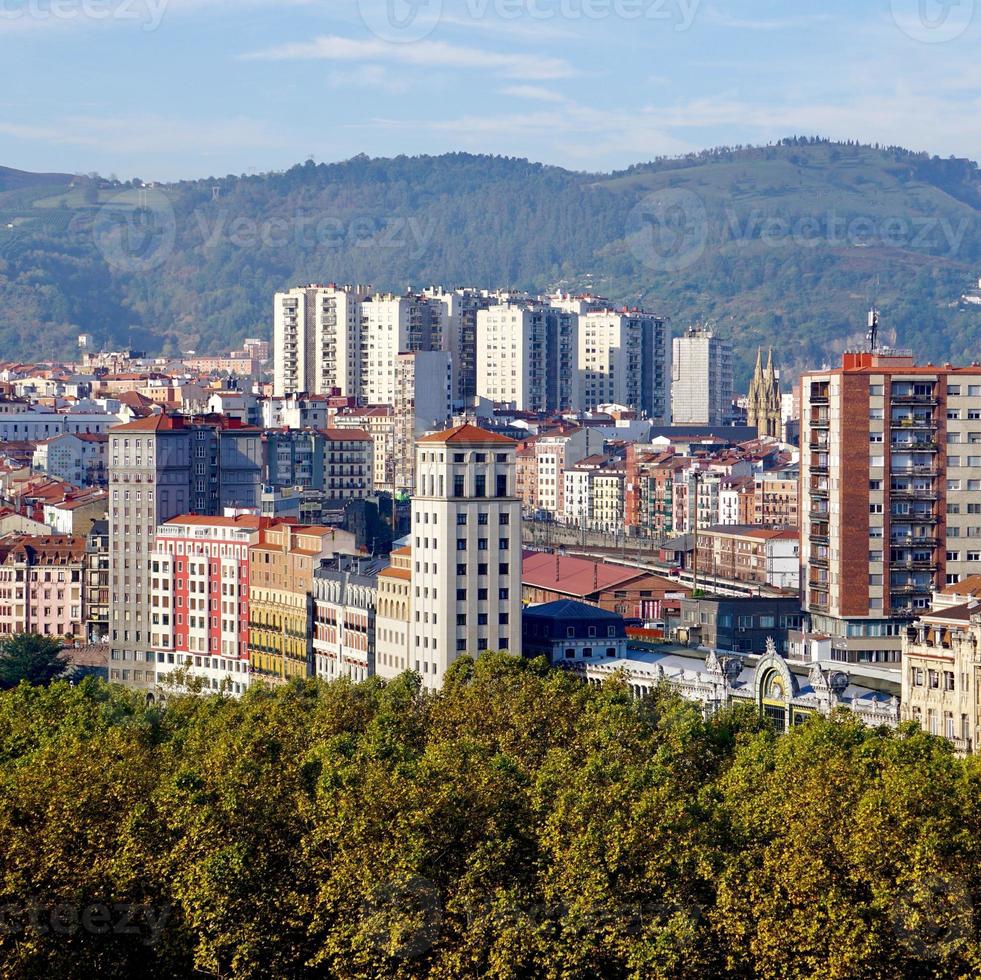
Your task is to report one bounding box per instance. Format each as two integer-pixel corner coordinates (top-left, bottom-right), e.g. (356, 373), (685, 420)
(1, 139), (979, 386)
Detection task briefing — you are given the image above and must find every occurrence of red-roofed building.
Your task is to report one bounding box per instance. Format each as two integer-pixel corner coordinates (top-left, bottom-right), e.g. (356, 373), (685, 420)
(0, 534), (87, 639)
(522, 550), (685, 620)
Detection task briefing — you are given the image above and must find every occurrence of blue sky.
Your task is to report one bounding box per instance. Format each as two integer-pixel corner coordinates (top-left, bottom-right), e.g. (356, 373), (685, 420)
(1, 0), (979, 181)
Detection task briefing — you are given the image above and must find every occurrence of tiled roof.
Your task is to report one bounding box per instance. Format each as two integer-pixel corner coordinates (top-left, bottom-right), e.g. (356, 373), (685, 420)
(417, 423), (515, 446)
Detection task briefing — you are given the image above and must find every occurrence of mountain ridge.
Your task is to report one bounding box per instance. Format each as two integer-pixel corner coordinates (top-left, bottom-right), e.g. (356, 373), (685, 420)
(1, 138), (979, 387)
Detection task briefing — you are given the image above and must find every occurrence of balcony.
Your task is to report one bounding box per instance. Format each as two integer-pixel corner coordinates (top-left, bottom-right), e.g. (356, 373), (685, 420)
(891, 440), (938, 452)
(891, 534), (939, 547)
(809, 416), (830, 429)
(810, 554), (829, 567)
(891, 558), (939, 571)
(891, 465), (938, 477)
(889, 487), (938, 500)
(891, 394), (938, 406)
(809, 508), (830, 521)
(890, 582), (934, 595)
(892, 511), (939, 524)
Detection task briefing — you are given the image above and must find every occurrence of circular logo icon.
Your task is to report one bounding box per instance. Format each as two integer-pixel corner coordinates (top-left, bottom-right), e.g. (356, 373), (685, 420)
(890, 871), (973, 960)
(626, 187), (708, 273)
(890, 0), (974, 43)
(93, 188), (176, 274)
(358, 0), (444, 42)
(361, 875), (442, 960)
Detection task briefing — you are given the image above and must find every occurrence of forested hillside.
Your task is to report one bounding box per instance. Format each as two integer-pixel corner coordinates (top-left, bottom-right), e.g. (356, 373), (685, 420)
(0, 657), (979, 978)
(1, 138), (980, 387)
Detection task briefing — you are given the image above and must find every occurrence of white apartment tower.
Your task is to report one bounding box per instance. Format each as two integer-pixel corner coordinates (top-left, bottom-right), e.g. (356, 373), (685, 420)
(273, 285), (368, 397)
(476, 303), (579, 412)
(672, 327), (734, 425)
(409, 424), (522, 689)
(579, 309), (671, 421)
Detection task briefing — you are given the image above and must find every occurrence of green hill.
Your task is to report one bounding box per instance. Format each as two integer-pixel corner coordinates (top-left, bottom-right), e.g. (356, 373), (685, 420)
(1, 138), (980, 387)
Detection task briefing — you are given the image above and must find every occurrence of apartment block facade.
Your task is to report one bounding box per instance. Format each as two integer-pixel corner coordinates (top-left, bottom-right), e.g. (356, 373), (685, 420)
(579, 310), (670, 422)
(148, 514), (260, 696)
(801, 350), (981, 661)
(108, 415), (262, 690)
(476, 303), (580, 412)
(671, 327), (733, 425)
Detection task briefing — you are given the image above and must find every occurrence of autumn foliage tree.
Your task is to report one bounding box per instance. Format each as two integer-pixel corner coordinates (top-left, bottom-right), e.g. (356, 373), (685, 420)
(0, 656), (980, 978)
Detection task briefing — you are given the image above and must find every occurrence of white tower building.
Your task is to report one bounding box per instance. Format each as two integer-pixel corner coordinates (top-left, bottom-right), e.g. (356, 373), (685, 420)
(409, 424), (522, 689)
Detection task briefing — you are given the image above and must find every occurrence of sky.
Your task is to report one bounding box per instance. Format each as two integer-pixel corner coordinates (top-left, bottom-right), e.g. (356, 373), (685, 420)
(1, 0), (979, 181)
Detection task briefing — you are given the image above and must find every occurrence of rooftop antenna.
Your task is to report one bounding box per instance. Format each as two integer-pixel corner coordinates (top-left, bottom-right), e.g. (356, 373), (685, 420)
(866, 276), (880, 352)
(867, 307), (879, 353)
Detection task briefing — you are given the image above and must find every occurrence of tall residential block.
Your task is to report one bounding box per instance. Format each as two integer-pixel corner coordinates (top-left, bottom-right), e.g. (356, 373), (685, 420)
(108, 415), (262, 691)
(423, 286), (493, 403)
(801, 347), (981, 663)
(672, 327), (733, 425)
(273, 284), (369, 397)
(393, 351), (454, 492)
(476, 303), (580, 412)
(579, 309), (671, 421)
(409, 425), (522, 689)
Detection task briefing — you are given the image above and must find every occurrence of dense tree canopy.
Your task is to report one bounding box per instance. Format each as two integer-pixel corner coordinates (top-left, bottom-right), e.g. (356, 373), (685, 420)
(0, 654), (979, 978)
(0, 633), (65, 690)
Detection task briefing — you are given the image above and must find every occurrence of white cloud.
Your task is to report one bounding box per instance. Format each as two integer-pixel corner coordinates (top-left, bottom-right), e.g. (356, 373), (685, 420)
(327, 64), (410, 93)
(498, 85), (568, 103)
(244, 34), (576, 80)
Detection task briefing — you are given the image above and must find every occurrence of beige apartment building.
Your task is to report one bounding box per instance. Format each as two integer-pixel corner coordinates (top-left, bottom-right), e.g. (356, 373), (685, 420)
(902, 598), (979, 753)
(375, 546), (413, 680)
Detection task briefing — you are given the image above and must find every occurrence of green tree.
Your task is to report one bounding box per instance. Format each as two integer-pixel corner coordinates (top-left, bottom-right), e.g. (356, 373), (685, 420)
(0, 633), (65, 689)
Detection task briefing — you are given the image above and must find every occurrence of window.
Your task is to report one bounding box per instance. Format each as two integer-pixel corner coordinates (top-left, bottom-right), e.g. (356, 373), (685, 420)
(457, 563), (466, 576)
(949, 457), (961, 467)
(869, 551), (882, 562)
(453, 475), (465, 498)
(477, 588), (488, 600)
(869, 480), (882, 490)
(499, 588), (509, 600)
(496, 474), (508, 497)
(456, 588), (467, 601)
(948, 480), (962, 491)
(499, 513), (510, 525)
(870, 503), (883, 514)
(869, 432), (883, 443)
(456, 514), (467, 525)
(475, 475), (486, 498)
(457, 539), (467, 551)
(949, 385), (961, 395)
